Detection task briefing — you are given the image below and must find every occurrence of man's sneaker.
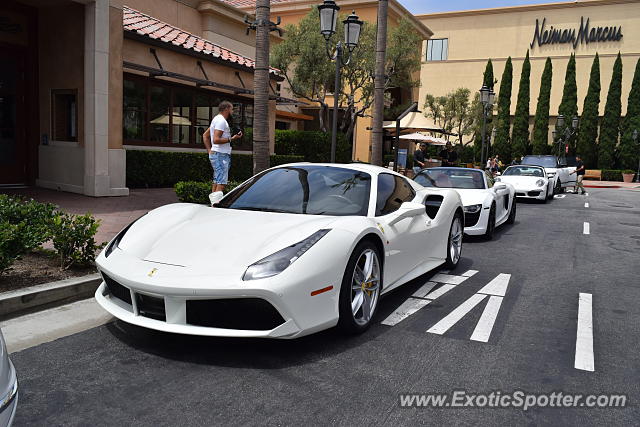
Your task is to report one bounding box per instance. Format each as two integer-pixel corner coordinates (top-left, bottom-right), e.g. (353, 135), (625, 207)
(209, 191), (224, 206)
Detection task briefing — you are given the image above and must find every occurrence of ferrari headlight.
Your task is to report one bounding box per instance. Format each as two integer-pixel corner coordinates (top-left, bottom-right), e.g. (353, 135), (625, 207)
(536, 179), (545, 187)
(463, 204), (482, 214)
(104, 214), (146, 257)
(243, 229), (330, 281)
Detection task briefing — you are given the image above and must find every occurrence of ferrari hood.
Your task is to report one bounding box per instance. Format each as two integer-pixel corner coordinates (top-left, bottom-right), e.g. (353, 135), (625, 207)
(117, 204), (339, 274)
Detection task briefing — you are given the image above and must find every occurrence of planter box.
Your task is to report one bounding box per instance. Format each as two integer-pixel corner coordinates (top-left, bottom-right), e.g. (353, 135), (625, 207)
(622, 173), (635, 183)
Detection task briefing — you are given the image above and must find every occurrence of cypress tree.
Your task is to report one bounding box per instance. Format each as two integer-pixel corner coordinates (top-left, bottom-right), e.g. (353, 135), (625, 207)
(577, 53), (601, 168)
(511, 51), (531, 159)
(598, 53), (623, 169)
(532, 57), (553, 154)
(618, 58), (640, 169)
(483, 59), (495, 89)
(556, 54), (578, 155)
(493, 57), (513, 162)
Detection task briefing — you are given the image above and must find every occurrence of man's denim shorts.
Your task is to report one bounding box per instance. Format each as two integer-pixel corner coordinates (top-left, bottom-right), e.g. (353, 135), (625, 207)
(209, 152), (231, 185)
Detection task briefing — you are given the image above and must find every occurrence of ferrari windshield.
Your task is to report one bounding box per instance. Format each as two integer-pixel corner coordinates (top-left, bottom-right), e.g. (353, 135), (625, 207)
(522, 156), (558, 168)
(503, 166), (545, 177)
(415, 168), (486, 189)
(216, 166), (371, 216)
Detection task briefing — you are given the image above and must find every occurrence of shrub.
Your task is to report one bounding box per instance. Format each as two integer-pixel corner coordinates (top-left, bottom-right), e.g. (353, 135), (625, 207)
(0, 222), (23, 275)
(174, 181), (241, 204)
(599, 169), (633, 182)
(126, 150), (303, 188)
(0, 195), (57, 251)
(274, 130), (351, 163)
(51, 213), (102, 270)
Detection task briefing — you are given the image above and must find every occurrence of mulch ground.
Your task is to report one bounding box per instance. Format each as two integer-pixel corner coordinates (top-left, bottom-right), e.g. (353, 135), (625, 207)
(0, 251), (97, 294)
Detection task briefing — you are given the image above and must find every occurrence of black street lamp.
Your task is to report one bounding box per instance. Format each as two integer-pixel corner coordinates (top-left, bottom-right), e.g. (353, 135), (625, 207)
(554, 114), (579, 157)
(479, 85), (495, 167)
(633, 129), (639, 183)
(318, 0), (362, 163)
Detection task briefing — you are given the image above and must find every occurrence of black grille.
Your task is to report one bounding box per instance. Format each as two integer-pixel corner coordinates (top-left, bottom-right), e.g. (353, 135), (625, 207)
(516, 192), (526, 197)
(102, 273), (132, 305)
(136, 293), (166, 321)
(464, 211), (481, 227)
(527, 191), (541, 197)
(186, 298), (285, 330)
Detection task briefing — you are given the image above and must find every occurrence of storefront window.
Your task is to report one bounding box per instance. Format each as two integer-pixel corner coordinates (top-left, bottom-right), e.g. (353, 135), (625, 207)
(123, 75), (255, 149)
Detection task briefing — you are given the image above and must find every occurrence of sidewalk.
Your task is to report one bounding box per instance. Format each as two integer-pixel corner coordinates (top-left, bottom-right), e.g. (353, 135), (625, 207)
(582, 180), (640, 189)
(1, 187), (178, 244)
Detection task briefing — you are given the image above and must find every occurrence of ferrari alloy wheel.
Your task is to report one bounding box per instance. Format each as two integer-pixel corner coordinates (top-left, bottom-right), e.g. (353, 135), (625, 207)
(506, 200), (517, 224)
(444, 213), (463, 269)
(338, 241), (381, 333)
(484, 204), (496, 240)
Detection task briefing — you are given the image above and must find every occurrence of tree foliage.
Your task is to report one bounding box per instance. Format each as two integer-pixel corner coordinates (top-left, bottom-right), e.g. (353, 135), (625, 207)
(532, 57), (553, 154)
(511, 51), (531, 159)
(423, 88), (476, 145)
(493, 57), (513, 161)
(598, 53), (622, 169)
(577, 53), (601, 168)
(271, 10), (421, 140)
(483, 59), (495, 89)
(557, 53), (578, 155)
(618, 58), (640, 169)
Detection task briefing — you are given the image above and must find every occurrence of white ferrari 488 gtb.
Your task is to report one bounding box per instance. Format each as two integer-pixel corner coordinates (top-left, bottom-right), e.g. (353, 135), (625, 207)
(95, 164), (464, 338)
(413, 167), (516, 239)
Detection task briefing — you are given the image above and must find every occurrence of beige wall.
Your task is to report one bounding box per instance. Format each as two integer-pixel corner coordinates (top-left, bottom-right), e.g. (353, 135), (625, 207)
(38, 2), (85, 146)
(124, 0), (202, 35)
(418, 0), (640, 122)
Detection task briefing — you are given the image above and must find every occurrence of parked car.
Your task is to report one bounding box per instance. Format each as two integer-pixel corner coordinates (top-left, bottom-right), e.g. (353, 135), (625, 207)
(497, 165), (554, 202)
(0, 330), (17, 427)
(95, 163), (464, 338)
(520, 155), (577, 194)
(413, 167), (516, 239)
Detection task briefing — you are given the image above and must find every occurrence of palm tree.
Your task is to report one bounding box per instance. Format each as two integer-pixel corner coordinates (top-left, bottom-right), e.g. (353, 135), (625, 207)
(369, 0), (389, 166)
(253, 0), (271, 174)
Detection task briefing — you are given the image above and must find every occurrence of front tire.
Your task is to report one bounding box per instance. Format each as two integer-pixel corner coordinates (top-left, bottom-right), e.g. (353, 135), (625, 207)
(338, 241), (382, 334)
(444, 213), (463, 269)
(484, 204), (496, 240)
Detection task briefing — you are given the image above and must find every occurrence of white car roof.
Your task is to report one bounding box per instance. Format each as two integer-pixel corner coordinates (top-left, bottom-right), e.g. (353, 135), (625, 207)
(275, 162), (405, 177)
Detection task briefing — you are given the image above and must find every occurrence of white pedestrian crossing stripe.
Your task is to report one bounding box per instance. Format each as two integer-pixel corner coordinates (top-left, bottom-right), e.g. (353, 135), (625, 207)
(381, 269), (477, 326)
(426, 273), (511, 340)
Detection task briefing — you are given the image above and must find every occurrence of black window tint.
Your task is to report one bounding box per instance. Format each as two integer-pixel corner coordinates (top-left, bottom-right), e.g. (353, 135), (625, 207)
(376, 174), (415, 216)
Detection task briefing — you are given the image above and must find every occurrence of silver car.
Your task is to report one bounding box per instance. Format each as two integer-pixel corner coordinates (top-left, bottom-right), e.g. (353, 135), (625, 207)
(0, 330), (17, 427)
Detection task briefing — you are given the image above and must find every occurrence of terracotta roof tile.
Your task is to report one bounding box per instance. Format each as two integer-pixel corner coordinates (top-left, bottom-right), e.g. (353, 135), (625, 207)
(122, 5), (279, 75)
(218, 0), (296, 9)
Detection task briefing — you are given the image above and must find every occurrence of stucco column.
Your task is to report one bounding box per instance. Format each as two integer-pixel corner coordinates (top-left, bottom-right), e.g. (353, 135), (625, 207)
(83, 0), (112, 196)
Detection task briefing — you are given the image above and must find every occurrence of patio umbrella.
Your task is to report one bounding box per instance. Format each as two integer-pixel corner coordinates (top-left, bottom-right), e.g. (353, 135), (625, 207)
(150, 114), (192, 125)
(399, 132), (448, 145)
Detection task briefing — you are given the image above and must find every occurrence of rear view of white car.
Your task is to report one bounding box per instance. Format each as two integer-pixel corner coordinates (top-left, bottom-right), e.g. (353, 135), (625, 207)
(0, 330), (17, 427)
(497, 165), (553, 203)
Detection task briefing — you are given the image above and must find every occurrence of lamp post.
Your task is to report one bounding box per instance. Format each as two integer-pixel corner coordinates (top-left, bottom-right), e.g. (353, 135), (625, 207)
(318, 0), (362, 163)
(479, 85), (495, 168)
(554, 114), (579, 157)
(633, 129), (639, 183)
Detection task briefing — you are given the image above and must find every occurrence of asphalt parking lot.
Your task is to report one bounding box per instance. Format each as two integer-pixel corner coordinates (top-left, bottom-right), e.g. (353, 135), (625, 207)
(9, 187), (640, 426)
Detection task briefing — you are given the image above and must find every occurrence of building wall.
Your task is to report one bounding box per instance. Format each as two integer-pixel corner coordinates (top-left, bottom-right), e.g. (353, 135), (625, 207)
(418, 0), (640, 124)
(37, 1), (86, 192)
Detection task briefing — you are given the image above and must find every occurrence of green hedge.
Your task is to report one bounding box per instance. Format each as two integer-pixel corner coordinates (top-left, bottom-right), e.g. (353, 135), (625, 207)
(174, 181), (241, 205)
(600, 169), (635, 182)
(274, 130), (351, 163)
(126, 150), (303, 188)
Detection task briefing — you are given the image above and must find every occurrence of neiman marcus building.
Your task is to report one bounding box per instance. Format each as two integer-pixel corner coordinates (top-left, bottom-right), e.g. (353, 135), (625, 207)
(417, 0), (640, 144)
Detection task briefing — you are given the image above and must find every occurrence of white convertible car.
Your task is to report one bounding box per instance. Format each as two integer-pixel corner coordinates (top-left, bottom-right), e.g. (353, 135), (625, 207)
(413, 167), (516, 239)
(497, 165), (553, 202)
(95, 163), (464, 338)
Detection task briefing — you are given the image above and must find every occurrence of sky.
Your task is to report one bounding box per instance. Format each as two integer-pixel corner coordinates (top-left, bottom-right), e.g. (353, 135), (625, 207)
(399, 0), (568, 15)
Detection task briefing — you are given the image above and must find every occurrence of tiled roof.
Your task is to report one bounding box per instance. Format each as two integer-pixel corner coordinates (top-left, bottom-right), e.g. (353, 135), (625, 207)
(219, 0), (297, 9)
(122, 6), (278, 74)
